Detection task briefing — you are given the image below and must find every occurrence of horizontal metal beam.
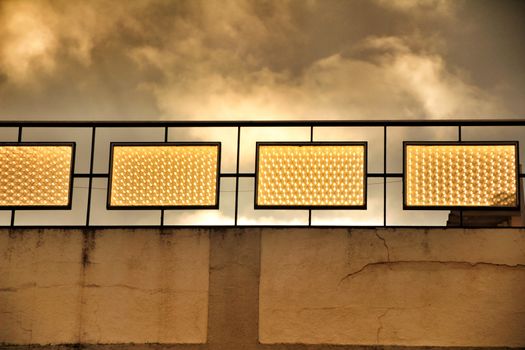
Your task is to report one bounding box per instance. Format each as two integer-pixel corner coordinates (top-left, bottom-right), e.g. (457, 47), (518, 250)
(1, 119), (525, 127)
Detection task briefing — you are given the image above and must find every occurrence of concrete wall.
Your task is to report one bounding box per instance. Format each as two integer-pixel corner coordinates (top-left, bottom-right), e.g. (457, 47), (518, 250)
(1, 228), (524, 349)
(260, 228), (525, 347)
(0, 229), (209, 345)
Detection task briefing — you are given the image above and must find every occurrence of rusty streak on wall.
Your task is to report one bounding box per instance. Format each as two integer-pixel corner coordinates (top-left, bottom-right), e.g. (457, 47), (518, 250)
(0, 228), (525, 349)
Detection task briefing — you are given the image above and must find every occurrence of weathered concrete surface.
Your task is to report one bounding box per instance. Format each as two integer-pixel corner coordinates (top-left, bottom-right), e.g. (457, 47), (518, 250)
(207, 229), (261, 350)
(2, 227), (525, 349)
(0, 230), (82, 344)
(0, 229), (209, 345)
(260, 228), (525, 347)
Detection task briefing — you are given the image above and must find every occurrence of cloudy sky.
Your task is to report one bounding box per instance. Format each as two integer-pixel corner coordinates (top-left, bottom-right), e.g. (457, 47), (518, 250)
(1, 0), (524, 121)
(1, 0), (524, 226)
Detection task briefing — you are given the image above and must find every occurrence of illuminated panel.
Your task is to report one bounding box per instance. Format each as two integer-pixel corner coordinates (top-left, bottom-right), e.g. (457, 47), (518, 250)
(405, 143), (519, 208)
(109, 143), (220, 208)
(256, 143), (367, 208)
(0, 143), (75, 208)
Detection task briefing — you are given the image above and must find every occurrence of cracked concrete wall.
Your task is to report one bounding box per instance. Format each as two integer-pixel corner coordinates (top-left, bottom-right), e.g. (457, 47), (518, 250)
(2, 227), (525, 349)
(259, 228), (525, 347)
(0, 229), (209, 345)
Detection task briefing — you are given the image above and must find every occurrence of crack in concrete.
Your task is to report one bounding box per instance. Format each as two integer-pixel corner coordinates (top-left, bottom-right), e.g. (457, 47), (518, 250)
(374, 306), (430, 344)
(0, 283), (73, 292)
(17, 321), (32, 336)
(376, 308), (390, 344)
(84, 284), (203, 294)
(339, 260), (525, 285)
(296, 307), (340, 314)
(1, 311), (32, 336)
(1, 283), (204, 296)
(210, 261), (259, 275)
(375, 232), (390, 262)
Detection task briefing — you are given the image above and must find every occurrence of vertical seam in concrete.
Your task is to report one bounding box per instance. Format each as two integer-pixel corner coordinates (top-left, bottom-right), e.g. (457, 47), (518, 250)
(255, 228), (262, 347)
(205, 229), (212, 345)
(158, 229), (170, 343)
(29, 230), (36, 344)
(207, 228), (261, 350)
(78, 229), (95, 344)
(78, 234), (87, 343)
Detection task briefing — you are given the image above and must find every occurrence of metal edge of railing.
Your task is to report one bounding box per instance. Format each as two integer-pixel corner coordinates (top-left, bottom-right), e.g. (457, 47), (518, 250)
(1, 120), (524, 229)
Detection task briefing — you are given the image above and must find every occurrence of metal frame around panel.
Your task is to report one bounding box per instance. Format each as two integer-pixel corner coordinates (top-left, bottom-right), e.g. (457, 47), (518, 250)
(402, 141), (521, 211)
(0, 120), (524, 228)
(107, 142), (222, 210)
(0, 142), (76, 210)
(254, 141), (368, 210)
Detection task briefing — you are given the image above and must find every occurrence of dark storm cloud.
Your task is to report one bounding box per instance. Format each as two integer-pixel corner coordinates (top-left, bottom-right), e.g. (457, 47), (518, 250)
(0, 0), (524, 120)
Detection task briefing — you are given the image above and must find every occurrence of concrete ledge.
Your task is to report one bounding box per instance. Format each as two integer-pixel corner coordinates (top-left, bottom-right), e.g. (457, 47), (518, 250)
(0, 344), (521, 350)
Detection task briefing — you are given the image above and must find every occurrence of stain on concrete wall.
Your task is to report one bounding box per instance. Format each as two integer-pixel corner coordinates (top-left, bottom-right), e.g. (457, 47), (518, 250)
(2, 228), (525, 348)
(0, 229), (209, 345)
(259, 228), (525, 347)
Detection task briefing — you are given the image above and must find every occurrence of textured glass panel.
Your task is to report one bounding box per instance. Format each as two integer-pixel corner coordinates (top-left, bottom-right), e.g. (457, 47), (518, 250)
(256, 144), (366, 207)
(109, 144), (220, 207)
(0, 145), (74, 207)
(405, 144), (518, 208)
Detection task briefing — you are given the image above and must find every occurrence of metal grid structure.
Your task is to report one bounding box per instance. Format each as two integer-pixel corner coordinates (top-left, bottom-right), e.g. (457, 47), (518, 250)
(0, 119), (524, 229)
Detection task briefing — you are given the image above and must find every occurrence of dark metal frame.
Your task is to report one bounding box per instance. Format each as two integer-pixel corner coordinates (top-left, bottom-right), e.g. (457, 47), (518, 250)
(0, 142), (76, 210)
(0, 120), (523, 228)
(0, 119), (524, 127)
(402, 141), (521, 211)
(254, 141), (368, 210)
(107, 142), (222, 210)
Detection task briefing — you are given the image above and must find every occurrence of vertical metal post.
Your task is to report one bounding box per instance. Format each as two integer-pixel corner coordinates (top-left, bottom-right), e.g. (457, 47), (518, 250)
(10, 126), (23, 227)
(160, 126), (168, 227)
(85, 127), (96, 227)
(308, 125), (313, 227)
(234, 126), (241, 226)
(458, 125), (463, 227)
(383, 126), (387, 227)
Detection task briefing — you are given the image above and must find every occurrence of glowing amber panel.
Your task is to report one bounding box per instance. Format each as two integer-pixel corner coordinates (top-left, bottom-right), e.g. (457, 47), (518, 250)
(0, 145), (74, 207)
(405, 144), (518, 208)
(256, 144), (366, 207)
(109, 144), (220, 207)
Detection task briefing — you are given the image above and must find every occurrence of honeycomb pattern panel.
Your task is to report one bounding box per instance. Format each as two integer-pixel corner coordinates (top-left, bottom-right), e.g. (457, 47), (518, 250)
(256, 144), (366, 207)
(109, 144), (220, 207)
(405, 144), (518, 208)
(0, 145), (74, 207)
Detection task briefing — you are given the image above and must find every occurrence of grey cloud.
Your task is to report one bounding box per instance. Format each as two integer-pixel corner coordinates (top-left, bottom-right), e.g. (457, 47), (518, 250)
(0, 0), (523, 120)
